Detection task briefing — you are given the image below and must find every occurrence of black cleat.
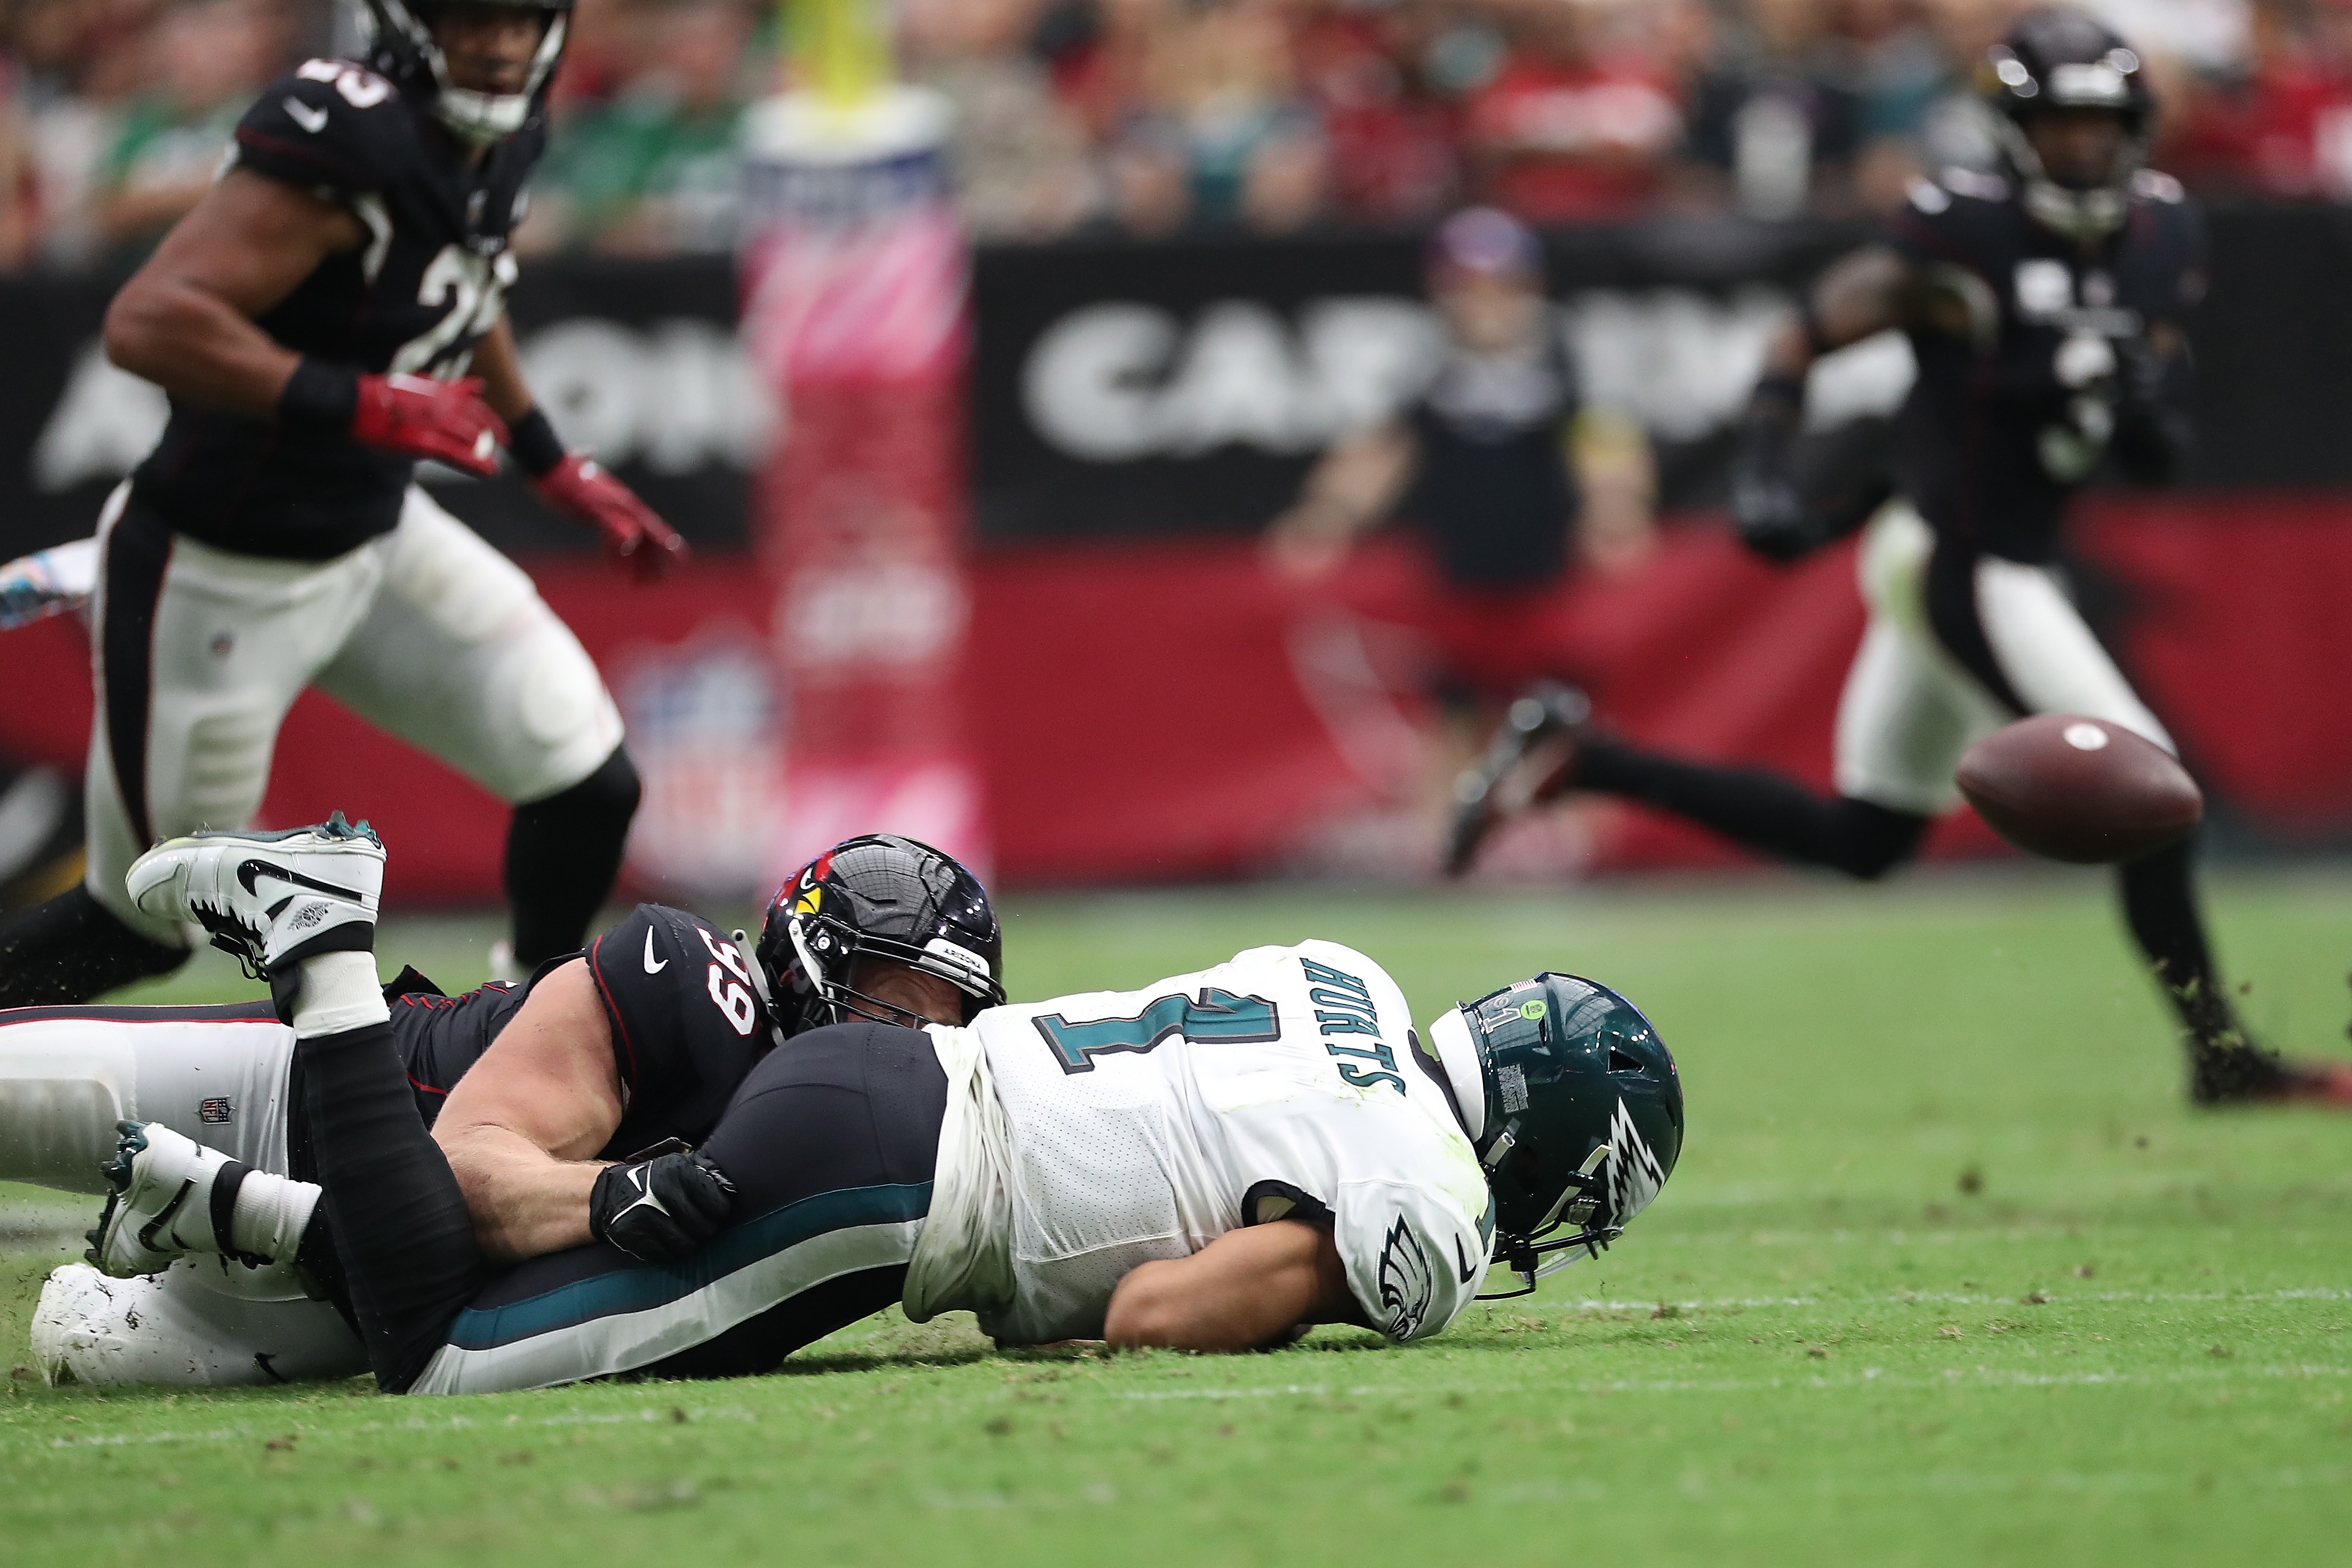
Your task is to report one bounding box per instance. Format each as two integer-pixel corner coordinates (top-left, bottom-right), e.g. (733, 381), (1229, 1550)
(2190, 1039), (2352, 1109)
(1444, 682), (1592, 877)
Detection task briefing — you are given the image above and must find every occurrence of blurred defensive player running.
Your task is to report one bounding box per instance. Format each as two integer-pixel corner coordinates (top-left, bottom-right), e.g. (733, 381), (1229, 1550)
(51, 814), (1681, 1391)
(0, 1), (687, 1010)
(1450, 9), (2352, 1108)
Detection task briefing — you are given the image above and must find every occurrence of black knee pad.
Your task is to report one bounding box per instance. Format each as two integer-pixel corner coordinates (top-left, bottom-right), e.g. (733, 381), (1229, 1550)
(506, 746), (644, 967)
(0, 884), (188, 1007)
(1825, 799), (1931, 881)
(522, 745), (641, 831)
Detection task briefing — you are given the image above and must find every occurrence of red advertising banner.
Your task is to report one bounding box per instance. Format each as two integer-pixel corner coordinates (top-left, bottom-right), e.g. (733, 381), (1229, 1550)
(6, 493), (2351, 899)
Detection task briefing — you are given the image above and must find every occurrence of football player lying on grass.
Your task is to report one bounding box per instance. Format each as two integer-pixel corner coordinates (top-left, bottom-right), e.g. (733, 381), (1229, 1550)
(46, 815), (1682, 1393)
(14, 831), (1004, 1386)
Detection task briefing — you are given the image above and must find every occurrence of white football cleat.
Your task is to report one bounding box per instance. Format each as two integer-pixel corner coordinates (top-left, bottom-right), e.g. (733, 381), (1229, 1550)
(126, 812), (383, 976)
(86, 1119), (236, 1278)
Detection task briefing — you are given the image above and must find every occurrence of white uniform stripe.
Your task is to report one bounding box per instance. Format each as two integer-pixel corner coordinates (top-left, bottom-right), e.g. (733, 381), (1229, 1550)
(405, 1218), (923, 1395)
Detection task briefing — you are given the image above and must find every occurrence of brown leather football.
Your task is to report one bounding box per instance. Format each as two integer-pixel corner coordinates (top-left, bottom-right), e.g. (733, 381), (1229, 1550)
(1955, 714), (2202, 864)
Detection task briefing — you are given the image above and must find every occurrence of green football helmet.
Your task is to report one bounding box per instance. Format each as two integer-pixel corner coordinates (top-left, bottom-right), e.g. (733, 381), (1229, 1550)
(1426, 973), (1683, 1298)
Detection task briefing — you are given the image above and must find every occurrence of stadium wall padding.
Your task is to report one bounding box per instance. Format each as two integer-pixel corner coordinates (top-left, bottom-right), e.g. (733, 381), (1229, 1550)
(8, 210), (2352, 893)
(4, 492), (2350, 896)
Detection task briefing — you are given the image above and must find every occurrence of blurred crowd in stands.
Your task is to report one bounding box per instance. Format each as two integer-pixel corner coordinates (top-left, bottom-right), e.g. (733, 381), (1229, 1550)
(5, 0), (2352, 269)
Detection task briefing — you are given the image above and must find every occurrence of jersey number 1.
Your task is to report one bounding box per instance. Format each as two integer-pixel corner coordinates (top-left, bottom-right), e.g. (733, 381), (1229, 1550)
(1033, 988), (1280, 1075)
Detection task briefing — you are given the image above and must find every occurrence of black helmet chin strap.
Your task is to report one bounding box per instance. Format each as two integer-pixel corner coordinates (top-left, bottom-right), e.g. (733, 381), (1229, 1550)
(785, 913), (964, 1034)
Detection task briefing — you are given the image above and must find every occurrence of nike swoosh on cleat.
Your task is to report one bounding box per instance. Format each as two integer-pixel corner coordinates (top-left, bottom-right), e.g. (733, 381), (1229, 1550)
(1455, 1236), (1481, 1286)
(237, 860), (366, 902)
(135, 1180), (196, 1253)
(643, 927), (667, 974)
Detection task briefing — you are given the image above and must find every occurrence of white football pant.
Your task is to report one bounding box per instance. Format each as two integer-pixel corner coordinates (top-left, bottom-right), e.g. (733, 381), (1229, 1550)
(84, 483), (624, 944)
(1834, 501), (2172, 816)
(2, 1004), (362, 1385)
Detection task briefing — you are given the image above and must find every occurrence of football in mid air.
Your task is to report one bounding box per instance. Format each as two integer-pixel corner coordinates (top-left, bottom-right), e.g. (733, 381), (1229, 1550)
(1956, 714), (2202, 865)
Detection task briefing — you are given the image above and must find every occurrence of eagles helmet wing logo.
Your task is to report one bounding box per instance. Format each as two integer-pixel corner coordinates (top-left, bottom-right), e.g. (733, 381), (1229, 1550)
(1377, 1218), (1435, 1340)
(1606, 1097), (1669, 1231)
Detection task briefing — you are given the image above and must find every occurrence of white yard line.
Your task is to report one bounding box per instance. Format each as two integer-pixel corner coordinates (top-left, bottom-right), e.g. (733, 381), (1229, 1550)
(1110, 1361), (2352, 1403)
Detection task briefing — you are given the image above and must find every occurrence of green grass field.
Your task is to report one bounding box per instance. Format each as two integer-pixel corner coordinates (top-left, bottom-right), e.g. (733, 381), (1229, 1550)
(5, 869), (2350, 1566)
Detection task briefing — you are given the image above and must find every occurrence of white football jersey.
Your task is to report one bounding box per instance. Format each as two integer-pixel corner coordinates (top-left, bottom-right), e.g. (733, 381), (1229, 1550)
(954, 940), (1493, 1345)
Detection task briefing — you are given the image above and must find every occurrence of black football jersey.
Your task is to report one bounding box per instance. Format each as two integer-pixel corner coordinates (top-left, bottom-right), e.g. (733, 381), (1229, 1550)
(584, 904), (779, 1160)
(129, 59), (544, 561)
(385, 967), (528, 1127)
(1886, 166), (2206, 564)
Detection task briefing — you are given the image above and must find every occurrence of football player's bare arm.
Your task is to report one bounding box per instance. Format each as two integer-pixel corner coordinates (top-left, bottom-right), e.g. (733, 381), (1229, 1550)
(432, 958), (624, 1265)
(1103, 1219), (1358, 1353)
(481, 308), (691, 576)
(1756, 245), (1932, 382)
(468, 317), (538, 423)
(1264, 420), (1418, 580)
(102, 170), (365, 417)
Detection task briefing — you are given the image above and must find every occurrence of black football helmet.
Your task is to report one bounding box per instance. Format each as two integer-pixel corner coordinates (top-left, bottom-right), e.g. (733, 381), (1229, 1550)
(357, 0), (573, 147)
(1982, 8), (2155, 239)
(1425, 973), (1683, 1298)
(754, 834), (1006, 1039)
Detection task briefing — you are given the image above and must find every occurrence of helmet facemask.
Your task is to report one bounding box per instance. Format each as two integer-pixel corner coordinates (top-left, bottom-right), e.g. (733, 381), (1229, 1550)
(1998, 111), (2143, 241)
(778, 907), (997, 1035)
(754, 835), (1007, 1042)
(360, 0), (572, 147)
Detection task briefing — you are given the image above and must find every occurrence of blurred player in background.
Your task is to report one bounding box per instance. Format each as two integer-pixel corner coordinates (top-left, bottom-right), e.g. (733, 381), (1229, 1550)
(1451, 8), (2352, 1108)
(0, 541), (100, 917)
(0, 1), (689, 1009)
(1265, 204), (1654, 808)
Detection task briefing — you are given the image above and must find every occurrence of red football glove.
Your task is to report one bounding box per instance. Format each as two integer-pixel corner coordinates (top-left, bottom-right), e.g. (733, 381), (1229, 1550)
(349, 373), (508, 477)
(533, 453), (689, 582)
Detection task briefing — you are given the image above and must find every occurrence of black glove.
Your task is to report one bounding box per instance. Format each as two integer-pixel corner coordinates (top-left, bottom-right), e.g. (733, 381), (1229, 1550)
(590, 1149), (738, 1263)
(1729, 375), (1823, 564)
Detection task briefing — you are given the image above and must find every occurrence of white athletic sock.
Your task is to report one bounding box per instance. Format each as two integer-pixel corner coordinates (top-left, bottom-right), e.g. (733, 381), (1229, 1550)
(292, 950), (390, 1038)
(226, 1169), (322, 1264)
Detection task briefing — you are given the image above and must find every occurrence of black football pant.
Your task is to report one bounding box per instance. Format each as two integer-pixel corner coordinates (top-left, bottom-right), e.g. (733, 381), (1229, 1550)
(297, 1017), (945, 1394)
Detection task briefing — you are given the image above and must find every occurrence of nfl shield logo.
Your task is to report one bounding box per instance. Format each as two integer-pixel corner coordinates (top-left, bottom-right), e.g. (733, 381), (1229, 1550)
(198, 1098), (233, 1124)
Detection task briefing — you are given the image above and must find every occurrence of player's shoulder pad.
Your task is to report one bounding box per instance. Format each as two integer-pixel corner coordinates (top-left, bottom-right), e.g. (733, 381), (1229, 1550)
(2130, 169), (2204, 241)
(593, 903), (733, 990)
(588, 903), (704, 1012)
(1889, 169), (2017, 272)
(234, 59), (414, 196)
